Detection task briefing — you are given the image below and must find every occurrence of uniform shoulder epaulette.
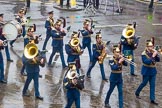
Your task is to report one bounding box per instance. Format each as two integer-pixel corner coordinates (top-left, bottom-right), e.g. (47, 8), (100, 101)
(142, 51), (146, 55)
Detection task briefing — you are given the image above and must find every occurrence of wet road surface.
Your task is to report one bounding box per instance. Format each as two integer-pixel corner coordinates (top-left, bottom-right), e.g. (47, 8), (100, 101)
(0, 0), (162, 108)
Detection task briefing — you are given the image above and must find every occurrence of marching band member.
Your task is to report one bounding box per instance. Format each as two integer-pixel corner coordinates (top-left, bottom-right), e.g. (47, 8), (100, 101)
(64, 65), (83, 108)
(104, 45), (128, 108)
(48, 19), (67, 68)
(0, 13), (13, 62)
(80, 19), (93, 63)
(0, 37), (7, 84)
(22, 41), (45, 100)
(120, 23), (140, 76)
(65, 31), (83, 74)
(135, 39), (160, 105)
(42, 11), (54, 50)
(20, 25), (36, 76)
(86, 32), (108, 82)
(10, 9), (26, 47)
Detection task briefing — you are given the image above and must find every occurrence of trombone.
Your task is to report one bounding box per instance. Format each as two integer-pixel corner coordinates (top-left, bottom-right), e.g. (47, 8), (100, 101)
(123, 56), (137, 67)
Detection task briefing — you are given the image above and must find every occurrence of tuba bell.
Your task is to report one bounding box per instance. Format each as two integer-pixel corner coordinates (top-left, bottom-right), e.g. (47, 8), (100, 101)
(24, 43), (38, 59)
(66, 65), (78, 80)
(70, 38), (79, 47)
(122, 26), (135, 39)
(70, 38), (82, 53)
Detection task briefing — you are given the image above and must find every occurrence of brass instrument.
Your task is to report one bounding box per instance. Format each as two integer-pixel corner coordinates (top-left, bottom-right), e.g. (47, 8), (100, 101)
(70, 38), (83, 53)
(122, 26), (135, 39)
(49, 17), (54, 27)
(24, 43), (46, 67)
(24, 43), (38, 59)
(98, 42), (107, 64)
(123, 56), (137, 67)
(0, 40), (7, 46)
(154, 45), (162, 54)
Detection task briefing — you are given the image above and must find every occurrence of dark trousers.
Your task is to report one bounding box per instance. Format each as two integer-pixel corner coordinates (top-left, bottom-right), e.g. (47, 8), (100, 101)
(105, 81), (123, 108)
(86, 58), (106, 80)
(42, 34), (51, 50)
(0, 52), (4, 81)
(82, 43), (92, 62)
(23, 72), (40, 96)
(135, 75), (156, 101)
(60, 0), (70, 6)
(4, 43), (11, 60)
(65, 96), (80, 108)
(48, 47), (66, 68)
(26, 0), (30, 8)
(149, 0), (154, 8)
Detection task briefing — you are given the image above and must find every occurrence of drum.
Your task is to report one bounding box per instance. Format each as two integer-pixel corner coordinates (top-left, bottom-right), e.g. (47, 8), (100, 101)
(3, 20), (22, 40)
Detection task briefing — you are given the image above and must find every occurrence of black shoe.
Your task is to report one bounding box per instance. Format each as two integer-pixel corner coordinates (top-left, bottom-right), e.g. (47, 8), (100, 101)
(48, 64), (53, 67)
(135, 94), (141, 99)
(151, 100), (158, 105)
(103, 78), (108, 82)
(21, 72), (27, 76)
(87, 75), (91, 78)
(7, 59), (13, 62)
(22, 92), (30, 97)
(36, 96), (43, 100)
(0, 80), (7, 84)
(63, 65), (68, 69)
(131, 74), (137, 76)
(39, 74), (42, 78)
(9, 42), (13, 47)
(105, 103), (111, 108)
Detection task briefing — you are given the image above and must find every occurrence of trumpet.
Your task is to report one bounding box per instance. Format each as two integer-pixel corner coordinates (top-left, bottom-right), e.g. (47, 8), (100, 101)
(155, 45), (162, 54)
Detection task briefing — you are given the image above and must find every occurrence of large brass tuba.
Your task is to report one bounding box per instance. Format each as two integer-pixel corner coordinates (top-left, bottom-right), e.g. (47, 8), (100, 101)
(24, 43), (38, 59)
(70, 38), (82, 53)
(122, 26), (135, 39)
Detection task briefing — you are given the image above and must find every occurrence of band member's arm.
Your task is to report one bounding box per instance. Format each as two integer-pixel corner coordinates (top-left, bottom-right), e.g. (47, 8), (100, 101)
(142, 54), (156, 65)
(15, 17), (21, 23)
(152, 51), (160, 62)
(122, 60), (128, 66)
(0, 39), (3, 46)
(45, 19), (51, 30)
(65, 44), (74, 55)
(81, 29), (93, 36)
(63, 78), (75, 89)
(109, 60), (121, 70)
(120, 36), (128, 44)
(60, 31), (66, 36)
(92, 44), (100, 60)
(51, 30), (60, 38)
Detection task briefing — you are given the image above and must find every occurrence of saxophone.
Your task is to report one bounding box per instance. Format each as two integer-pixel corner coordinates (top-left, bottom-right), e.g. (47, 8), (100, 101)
(49, 17), (54, 27)
(98, 42), (107, 64)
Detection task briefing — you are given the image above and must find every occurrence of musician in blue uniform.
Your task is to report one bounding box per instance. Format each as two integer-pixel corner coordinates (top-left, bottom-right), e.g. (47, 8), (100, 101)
(65, 31), (83, 74)
(105, 45), (127, 108)
(42, 11), (54, 50)
(22, 45), (45, 100)
(120, 23), (139, 76)
(48, 19), (67, 68)
(0, 13), (13, 62)
(80, 19), (93, 63)
(20, 26), (35, 76)
(64, 65), (81, 108)
(86, 32), (108, 81)
(0, 38), (7, 84)
(10, 9), (26, 47)
(135, 39), (160, 105)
